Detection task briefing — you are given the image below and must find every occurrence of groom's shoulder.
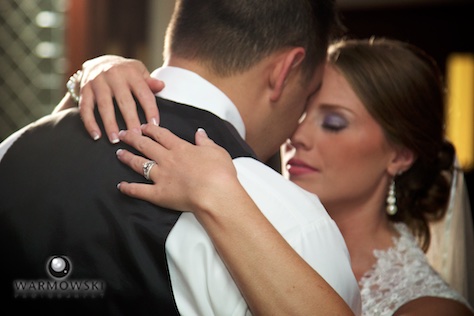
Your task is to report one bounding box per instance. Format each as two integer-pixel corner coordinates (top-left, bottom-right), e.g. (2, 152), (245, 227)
(232, 157), (328, 223)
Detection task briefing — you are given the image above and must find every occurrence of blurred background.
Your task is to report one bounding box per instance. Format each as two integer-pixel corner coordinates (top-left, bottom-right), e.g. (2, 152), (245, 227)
(0, 0), (473, 206)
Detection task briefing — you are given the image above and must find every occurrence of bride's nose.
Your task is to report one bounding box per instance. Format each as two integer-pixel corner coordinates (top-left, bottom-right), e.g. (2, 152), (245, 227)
(289, 121), (312, 151)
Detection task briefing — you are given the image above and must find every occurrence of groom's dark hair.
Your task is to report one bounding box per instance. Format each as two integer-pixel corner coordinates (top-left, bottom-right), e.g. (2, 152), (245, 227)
(164, 0), (341, 81)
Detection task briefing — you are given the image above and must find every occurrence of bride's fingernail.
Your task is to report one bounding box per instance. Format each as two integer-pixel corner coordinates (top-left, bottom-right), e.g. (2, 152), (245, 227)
(118, 130), (127, 138)
(197, 128), (208, 137)
(91, 131), (100, 141)
(116, 149), (124, 156)
(116, 183), (121, 190)
(110, 132), (119, 144)
(151, 117), (159, 126)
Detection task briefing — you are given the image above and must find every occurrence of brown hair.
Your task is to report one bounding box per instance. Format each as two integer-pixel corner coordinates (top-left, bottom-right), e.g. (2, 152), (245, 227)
(328, 38), (455, 251)
(164, 0), (341, 81)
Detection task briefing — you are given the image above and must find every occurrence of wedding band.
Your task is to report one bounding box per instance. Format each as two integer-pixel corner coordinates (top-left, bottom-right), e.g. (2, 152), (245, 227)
(142, 160), (156, 181)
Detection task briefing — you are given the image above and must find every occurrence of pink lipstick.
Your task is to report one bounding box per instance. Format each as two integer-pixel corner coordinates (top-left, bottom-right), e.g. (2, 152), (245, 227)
(286, 158), (319, 176)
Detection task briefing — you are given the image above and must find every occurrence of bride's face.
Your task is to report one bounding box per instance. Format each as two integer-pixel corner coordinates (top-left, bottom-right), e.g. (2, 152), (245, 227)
(284, 64), (396, 212)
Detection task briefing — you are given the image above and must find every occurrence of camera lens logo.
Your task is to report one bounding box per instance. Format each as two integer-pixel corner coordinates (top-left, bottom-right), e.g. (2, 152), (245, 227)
(47, 256), (71, 279)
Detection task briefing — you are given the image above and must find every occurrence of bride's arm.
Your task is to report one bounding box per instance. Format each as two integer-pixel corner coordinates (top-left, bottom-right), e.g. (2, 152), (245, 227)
(116, 125), (355, 316)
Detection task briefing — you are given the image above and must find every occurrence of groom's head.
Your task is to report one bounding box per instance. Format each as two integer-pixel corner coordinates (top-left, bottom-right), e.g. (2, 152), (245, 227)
(164, 0), (340, 160)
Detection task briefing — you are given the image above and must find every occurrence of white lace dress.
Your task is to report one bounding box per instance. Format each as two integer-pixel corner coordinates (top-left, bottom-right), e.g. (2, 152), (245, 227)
(359, 223), (472, 315)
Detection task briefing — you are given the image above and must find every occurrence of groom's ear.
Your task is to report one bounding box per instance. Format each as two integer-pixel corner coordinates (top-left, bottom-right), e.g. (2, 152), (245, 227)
(269, 47), (306, 102)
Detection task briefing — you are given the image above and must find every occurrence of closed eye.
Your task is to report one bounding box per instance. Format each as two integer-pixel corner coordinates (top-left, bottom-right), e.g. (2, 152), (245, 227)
(321, 113), (348, 132)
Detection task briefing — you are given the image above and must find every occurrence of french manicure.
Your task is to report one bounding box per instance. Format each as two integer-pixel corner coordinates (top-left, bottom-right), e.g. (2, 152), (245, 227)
(91, 131), (100, 141)
(110, 132), (120, 144)
(197, 128), (208, 137)
(151, 117), (159, 126)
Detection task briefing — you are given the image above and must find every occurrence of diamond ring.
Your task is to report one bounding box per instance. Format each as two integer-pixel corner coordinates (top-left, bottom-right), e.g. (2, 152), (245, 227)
(142, 160), (156, 181)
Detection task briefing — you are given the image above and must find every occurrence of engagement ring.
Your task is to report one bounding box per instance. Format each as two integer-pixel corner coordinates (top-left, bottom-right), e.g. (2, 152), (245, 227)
(142, 160), (156, 181)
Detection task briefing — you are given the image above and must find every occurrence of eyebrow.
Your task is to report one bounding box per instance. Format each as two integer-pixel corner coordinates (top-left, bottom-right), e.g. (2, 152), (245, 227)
(318, 103), (356, 116)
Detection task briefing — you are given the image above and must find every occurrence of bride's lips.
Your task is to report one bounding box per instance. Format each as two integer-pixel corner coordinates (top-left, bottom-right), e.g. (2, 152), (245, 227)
(286, 158), (319, 176)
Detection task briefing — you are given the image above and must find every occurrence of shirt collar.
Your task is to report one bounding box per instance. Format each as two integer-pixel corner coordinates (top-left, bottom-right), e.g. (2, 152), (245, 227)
(150, 66), (246, 139)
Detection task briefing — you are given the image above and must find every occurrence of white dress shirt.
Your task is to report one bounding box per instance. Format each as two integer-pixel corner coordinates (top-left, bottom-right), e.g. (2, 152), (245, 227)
(0, 66), (361, 315)
(152, 66), (362, 315)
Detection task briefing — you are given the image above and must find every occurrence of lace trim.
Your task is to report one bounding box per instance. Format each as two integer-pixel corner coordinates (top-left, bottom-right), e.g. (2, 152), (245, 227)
(359, 223), (471, 315)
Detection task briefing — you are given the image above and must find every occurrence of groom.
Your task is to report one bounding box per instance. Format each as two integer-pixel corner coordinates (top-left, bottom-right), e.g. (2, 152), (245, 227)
(0, 0), (360, 314)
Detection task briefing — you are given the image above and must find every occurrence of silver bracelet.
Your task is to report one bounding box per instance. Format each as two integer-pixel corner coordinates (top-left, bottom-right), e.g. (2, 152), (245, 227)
(66, 70), (83, 103)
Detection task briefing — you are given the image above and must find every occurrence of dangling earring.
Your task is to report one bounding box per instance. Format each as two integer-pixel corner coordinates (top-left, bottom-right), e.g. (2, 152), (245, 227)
(386, 179), (398, 216)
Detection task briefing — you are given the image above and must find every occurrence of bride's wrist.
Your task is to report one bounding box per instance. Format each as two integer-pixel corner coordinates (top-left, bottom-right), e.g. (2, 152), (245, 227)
(66, 70), (82, 105)
(193, 178), (250, 226)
